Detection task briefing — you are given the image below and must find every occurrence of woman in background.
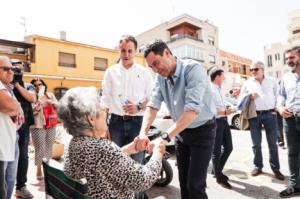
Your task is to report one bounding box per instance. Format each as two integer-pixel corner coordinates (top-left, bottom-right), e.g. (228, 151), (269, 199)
(30, 78), (57, 180)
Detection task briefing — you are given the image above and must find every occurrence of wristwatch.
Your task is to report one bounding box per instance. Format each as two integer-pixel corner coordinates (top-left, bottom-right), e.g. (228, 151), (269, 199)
(160, 132), (171, 143)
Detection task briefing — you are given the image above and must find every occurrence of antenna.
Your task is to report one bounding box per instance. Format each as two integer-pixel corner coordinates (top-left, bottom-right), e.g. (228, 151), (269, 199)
(20, 17), (27, 37)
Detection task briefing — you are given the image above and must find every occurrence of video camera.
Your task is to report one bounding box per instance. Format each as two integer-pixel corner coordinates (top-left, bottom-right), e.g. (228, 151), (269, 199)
(11, 60), (24, 84)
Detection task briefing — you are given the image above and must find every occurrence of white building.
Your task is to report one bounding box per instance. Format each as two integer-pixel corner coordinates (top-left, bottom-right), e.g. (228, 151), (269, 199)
(264, 9), (300, 79)
(136, 14), (219, 69)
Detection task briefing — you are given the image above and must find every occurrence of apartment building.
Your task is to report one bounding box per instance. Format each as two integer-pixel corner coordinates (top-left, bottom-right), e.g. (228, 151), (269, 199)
(264, 9), (300, 79)
(136, 14), (219, 69)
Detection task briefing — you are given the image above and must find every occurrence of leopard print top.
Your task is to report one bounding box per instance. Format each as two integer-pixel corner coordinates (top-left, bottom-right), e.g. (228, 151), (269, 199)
(64, 136), (162, 199)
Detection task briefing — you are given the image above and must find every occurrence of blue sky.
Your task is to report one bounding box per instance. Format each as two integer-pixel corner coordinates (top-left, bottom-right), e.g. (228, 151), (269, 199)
(0, 0), (299, 61)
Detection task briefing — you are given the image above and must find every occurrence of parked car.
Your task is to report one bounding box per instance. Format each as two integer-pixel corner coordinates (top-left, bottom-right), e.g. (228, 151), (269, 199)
(224, 97), (241, 130)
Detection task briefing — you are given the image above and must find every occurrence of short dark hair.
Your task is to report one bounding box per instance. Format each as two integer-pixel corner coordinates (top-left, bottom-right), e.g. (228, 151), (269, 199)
(207, 66), (224, 81)
(119, 35), (138, 50)
(285, 46), (300, 55)
(144, 40), (172, 58)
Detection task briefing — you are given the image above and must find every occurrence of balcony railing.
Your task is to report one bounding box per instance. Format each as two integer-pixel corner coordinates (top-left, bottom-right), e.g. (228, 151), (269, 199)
(167, 34), (204, 43)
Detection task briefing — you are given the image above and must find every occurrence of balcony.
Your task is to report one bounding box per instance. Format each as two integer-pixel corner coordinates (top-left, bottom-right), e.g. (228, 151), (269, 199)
(167, 34), (203, 43)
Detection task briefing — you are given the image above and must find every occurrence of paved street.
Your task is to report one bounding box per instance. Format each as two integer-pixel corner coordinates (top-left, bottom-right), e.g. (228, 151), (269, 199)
(25, 129), (291, 199)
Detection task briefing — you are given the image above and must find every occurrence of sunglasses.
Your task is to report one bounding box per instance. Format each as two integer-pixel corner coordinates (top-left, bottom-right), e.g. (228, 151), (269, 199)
(0, 66), (14, 72)
(250, 68), (260, 72)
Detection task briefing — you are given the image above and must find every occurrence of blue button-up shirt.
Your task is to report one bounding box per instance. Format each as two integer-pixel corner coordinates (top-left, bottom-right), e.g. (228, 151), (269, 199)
(148, 58), (216, 128)
(278, 71), (300, 113)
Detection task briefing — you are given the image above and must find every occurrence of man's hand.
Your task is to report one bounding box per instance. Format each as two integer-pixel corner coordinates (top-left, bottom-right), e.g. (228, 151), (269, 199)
(136, 133), (150, 151)
(278, 106), (293, 118)
(148, 137), (167, 159)
(123, 100), (139, 114)
(11, 114), (24, 127)
(251, 92), (259, 100)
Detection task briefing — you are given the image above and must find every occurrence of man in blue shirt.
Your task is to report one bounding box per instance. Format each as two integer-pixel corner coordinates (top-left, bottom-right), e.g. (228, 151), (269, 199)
(138, 40), (216, 199)
(278, 46), (300, 198)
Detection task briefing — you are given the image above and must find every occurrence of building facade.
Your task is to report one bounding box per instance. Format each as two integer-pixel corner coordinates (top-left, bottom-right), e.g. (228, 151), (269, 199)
(264, 9), (300, 79)
(21, 35), (146, 99)
(136, 14), (219, 69)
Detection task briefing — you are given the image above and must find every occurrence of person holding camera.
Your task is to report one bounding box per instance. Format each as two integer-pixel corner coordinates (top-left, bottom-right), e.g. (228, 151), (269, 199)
(11, 60), (36, 199)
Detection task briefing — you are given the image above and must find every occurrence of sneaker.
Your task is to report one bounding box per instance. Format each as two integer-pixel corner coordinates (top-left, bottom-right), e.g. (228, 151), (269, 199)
(216, 176), (232, 189)
(15, 186), (33, 199)
(279, 186), (300, 198)
(278, 142), (284, 147)
(273, 170), (285, 181)
(251, 168), (262, 176)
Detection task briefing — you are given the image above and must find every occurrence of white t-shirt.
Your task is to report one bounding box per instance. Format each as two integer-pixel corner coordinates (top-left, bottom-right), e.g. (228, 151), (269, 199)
(0, 81), (17, 161)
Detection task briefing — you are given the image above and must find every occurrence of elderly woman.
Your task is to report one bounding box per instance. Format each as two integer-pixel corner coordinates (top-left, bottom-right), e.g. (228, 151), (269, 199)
(57, 87), (165, 199)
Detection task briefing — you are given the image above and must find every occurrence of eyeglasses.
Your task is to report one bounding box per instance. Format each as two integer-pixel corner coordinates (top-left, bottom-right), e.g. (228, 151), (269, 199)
(250, 68), (260, 72)
(0, 66), (14, 72)
(34, 83), (42, 87)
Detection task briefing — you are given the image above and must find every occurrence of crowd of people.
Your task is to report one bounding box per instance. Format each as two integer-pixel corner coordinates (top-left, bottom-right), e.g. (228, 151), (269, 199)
(0, 35), (299, 199)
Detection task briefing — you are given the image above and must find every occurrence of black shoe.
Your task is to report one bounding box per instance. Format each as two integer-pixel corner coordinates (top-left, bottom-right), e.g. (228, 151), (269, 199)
(251, 168), (262, 176)
(222, 174), (229, 181)
(279, 186), (300, 198)
(274, 170), (285, 181)
(216, 177), (232, 189)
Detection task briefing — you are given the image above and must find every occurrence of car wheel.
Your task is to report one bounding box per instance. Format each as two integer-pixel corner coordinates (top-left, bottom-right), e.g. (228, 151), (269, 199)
(232, 114), (240, 130)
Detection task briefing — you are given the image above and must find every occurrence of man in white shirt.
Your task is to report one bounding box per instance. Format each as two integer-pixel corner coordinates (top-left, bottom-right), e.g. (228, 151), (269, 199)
(0, 56), (22, 199)
(209, 67), (235, 189)
(101, 35), (153, 164)
(239, 61), (284, 180)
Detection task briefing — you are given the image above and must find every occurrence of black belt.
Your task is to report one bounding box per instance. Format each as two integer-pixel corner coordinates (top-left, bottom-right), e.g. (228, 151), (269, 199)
(256, 109), (275, 114)
(203, 118), (216, 126)
(111, 113), (143, 121)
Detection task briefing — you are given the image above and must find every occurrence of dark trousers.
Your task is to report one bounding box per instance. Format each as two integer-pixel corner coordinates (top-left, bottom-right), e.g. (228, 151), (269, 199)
(16, 123), (30, 190)
(284, 116), (300, 187)
(277, 112), (284, 144)
(249, 112), (280, 171)
(212, 117), (233, 178)
(109, 114), (144, 163)
(0, 161), (7, 199)
(175, 122), (216, 199)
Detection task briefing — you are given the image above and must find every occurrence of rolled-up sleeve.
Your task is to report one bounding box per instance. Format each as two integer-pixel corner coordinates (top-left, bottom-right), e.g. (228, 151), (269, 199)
(147, 76), (163, 110)
(183, 64), (208, 114)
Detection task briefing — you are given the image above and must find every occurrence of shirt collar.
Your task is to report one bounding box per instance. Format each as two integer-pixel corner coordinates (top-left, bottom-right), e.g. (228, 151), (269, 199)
(119, 61), (136, 71)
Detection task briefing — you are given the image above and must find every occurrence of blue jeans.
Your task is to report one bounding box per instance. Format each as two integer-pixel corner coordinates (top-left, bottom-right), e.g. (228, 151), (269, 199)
(212, 117), (233, 178)
(4, 138), (19, 199)
(175, 121), (216, 199)
(249, 112), (280, 171)
(109, 114), (144, 164)
(284, 116), (300, 187)
(16, 123), (30, 190)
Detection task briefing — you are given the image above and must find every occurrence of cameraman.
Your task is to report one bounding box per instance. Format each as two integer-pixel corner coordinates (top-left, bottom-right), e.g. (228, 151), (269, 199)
(11, 60), (36, 199)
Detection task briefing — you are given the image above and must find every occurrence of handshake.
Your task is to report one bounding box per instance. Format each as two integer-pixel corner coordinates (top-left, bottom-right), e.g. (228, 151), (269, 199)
(131, 133), (168, 160)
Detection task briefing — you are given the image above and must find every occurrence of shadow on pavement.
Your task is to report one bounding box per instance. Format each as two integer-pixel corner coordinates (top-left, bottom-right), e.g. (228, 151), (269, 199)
(147, 185), (180, 199)
(230, 179), (281, 199)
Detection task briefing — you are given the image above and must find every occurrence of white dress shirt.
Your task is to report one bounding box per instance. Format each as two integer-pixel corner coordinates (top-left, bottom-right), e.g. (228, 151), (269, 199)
(101, 62), (153, 116)
(240, 76), (277, 111)
(210, 83), (226, 118)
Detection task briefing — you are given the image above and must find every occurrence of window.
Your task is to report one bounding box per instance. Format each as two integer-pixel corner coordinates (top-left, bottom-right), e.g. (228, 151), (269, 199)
(275, 53), (280, 61)
(172, 45), (204, 61)
(209, 55), (215, 64)
(54, 87), (68, 100)
(59, 52), (76, 67)
(267, 55), (272, 67)
(208, 36), (215, 46)
(222, 61), (226, 66)
(94, 57), (108, 71)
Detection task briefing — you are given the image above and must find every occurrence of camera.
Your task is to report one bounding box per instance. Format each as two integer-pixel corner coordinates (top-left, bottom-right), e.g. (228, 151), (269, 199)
(12, 67), (23, 84)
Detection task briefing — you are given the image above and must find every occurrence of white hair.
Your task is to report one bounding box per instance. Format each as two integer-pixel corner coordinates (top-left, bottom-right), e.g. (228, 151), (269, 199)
(0, 56), (10, 62)
(252, 61), (265, 69)
(56, 87), (102, 136)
